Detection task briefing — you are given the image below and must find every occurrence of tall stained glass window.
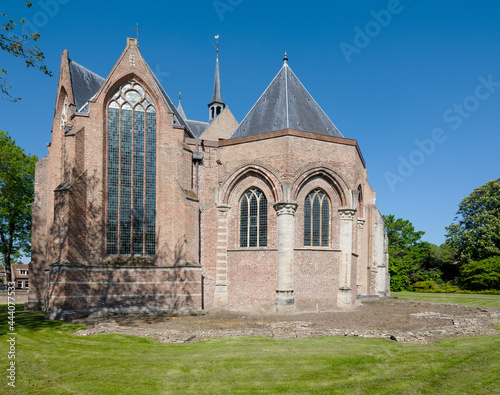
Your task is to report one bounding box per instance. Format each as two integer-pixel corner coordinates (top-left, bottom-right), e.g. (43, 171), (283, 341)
(304, 189), (329, 247)
(107, 82), (156, 256)
(240, 188), (267, 247)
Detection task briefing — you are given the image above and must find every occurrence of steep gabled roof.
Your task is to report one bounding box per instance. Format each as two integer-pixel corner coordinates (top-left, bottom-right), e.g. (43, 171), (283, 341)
(185, 120), (209, 139)
(177, 101), (187, 119)
(68, 59), (105, 112)
(231, 60), (343, 139)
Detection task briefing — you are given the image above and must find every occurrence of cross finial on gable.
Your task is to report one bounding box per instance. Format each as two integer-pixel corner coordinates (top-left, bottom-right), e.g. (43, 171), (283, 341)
(133, 23), (143, 40)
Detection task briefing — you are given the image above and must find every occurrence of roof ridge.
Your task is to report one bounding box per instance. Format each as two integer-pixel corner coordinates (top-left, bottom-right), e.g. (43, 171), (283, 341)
(230, 64), (287, 138)
(286, 66), (343, 138)
(231, 61), (343, 139)
(68, 58), (105, 82)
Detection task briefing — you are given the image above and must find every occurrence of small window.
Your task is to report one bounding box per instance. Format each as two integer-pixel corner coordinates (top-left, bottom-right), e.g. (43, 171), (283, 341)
(19, 270), (27, 275)
(240, 188), (267, 247)
(25, 281), (29, 288)
(304, 189), (329, 247)
(17, 281), (22, 288)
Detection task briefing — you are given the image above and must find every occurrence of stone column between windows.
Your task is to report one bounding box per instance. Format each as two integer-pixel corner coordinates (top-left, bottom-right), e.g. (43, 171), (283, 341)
(274, 202), (298, 312)
(338, 208), (357, 309)
(356, 218), (365, 300)
(214, 205), (231, 307)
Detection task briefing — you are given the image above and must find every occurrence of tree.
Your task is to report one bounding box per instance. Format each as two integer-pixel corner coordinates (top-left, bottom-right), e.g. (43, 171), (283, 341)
(1, 1), (52, 101)
(384, 215), (442, 291)
(0, 130), (37, 283)
(429, 243), (458, 283)
(446, 178), (500, 264)
(458, 256), (500, 291)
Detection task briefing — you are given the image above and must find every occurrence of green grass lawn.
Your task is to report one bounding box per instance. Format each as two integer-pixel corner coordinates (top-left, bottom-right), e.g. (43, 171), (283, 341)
(1, 305), (499, 394)
(392, 292), (500, 308)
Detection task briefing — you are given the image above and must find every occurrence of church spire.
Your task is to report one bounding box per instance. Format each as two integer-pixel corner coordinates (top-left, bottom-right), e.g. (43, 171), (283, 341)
(208, 35), (225, 122)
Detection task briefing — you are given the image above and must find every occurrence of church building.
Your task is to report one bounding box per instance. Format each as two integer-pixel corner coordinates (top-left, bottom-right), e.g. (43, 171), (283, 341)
(27, 37), (389, 318)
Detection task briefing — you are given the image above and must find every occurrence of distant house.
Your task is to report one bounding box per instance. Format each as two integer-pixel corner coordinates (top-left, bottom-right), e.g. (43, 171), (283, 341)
(11, 264), (29, 289)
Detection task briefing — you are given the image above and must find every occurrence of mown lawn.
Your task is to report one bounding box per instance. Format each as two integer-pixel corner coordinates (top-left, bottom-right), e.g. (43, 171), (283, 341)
(392, 292), (500, 308)
(1, 305), (499, 394)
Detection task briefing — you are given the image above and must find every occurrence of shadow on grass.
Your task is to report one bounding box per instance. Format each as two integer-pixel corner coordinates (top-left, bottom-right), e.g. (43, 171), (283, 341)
(0, 304), (85, 335)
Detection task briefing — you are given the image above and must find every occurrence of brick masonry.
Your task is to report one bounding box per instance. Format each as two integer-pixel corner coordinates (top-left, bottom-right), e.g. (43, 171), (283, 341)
(28, 38), (389, 318)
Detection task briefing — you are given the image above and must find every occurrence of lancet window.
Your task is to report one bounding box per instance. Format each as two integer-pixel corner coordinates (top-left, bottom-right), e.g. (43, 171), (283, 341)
(107, 82), (156, 256)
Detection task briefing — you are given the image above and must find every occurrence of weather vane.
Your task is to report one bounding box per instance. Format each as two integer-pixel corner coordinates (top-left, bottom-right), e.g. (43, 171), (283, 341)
(133, 23), (142, 40)
(214, 34), (221, 53)
(178, 91), (182, 104)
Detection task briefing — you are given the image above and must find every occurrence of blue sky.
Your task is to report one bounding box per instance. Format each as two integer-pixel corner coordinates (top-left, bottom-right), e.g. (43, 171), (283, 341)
(1, 0), (499, 246)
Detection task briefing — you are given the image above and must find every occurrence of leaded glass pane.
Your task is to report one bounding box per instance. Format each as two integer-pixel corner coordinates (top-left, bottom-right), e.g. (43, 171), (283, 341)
(107, 107), (120, 255)
(134, 84), (145, 97)
(133, 109), (145, 254)
(240, 188), (267, 248)
(312, 195), (321, 246)
(304, 197), (311, 246)
(259, 193), (267, 247)
(240, 196), (248, 247)
(249, 193), (258, 247)
(121, 84), (132, 95)
(120, 108), (133, 254)
(126, 90), (141, 105)
(107, 82), (156, 256)
(145, 111), (156, 255)
(304, 189), (329, 247)
(321, 198), (329, 247)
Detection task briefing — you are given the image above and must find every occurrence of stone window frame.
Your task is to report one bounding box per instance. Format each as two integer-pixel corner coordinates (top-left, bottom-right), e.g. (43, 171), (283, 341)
(303, 188), (330, 247)
(239, 187), (268, 248)
(105, 80), (157, 257)
(294, 176), (343, 251)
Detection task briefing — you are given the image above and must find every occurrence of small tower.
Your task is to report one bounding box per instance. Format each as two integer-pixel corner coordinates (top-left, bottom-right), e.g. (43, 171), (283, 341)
(208, 35), (225, 122)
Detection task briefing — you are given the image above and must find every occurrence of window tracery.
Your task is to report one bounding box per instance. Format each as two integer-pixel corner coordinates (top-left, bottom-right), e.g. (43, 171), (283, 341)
(240, 188), (267, 248)
(107, 82), (156, 256)
(304, 189), (329, 247)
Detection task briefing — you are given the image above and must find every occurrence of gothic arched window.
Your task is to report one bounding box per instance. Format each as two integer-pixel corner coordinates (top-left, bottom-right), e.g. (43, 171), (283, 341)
(107, 82), (156, 256)
(240, 188), (267, 247)
(304, 189), (329, 247)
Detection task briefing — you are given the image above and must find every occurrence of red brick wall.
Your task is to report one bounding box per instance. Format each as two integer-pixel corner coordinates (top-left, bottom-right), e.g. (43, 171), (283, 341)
(45, 264), (202, 318)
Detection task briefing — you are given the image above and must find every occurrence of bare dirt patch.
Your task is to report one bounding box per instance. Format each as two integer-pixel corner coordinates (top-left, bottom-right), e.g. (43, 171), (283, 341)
(73, 299), (500, 344)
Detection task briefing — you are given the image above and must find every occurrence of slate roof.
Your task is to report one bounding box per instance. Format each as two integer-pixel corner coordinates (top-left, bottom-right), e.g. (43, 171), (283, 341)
(185, 120), (209, 139)
(146, 64), (194, 137)
(177, 101), (187, 119)
(68, 59), (105, 113)
(210, 53), (223, 105)
(230, 61), (343, 139)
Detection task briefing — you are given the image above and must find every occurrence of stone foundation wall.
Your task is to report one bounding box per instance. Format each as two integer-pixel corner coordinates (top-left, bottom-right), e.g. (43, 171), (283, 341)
(45, 264), (202, 319)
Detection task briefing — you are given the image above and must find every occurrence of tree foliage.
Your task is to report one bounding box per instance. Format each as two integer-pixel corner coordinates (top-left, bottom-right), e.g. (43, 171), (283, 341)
(1, 1), (52, 101)
(0, 130), (37, 282)
(384, 215), (442, 291)
(446, 178), (500, 264)
(458, 256), (500, 291)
